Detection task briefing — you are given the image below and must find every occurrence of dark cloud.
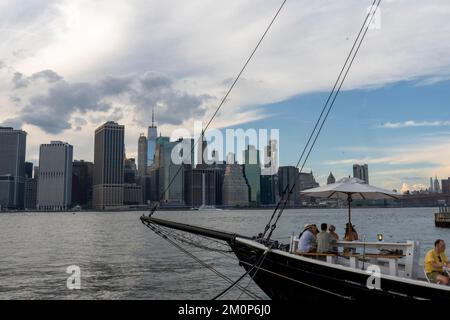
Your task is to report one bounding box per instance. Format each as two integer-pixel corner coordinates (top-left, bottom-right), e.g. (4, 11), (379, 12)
(7, 69), (212, 134)
(30, 69), (63, 83)
(0, 118), (25, 130)
(12, 72), (29, 89)
(12, 69), (63, 89)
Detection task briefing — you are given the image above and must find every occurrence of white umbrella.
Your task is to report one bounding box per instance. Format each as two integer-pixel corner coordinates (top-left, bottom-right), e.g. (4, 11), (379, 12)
(300, 177), (400, 225)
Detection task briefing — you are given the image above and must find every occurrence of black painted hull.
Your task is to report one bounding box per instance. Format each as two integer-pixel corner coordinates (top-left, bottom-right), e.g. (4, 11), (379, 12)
(141, 216), (450, 302)
(231, 239), (450, 302)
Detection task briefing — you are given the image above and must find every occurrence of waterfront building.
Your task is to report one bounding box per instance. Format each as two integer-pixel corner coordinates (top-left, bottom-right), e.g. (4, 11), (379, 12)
(123, 183), (143, 205)
(353, 164), (369, 184)
(260, 174), (279, 205)
(25, 162), (33, 178)
(124, 158), (137, 184)
(277, 166), (300, 206)
(24, 178), (37, 209)
(37, 141), (73, 211)
(72, 160), (93, 208)
(136, 175), (152, 205)
(430, 177), (434, 193)
(243, 145), (261, 205)
(442, 178), (450, 195)
(138, 134), (148, 176)
(222, 164), (249, 207)
(154, 137), (193, 205)
(299, 171), (319, 191)
(327, 172), (335, 185)
(0, 127), (26, 209)
(93, 121), (125, 210)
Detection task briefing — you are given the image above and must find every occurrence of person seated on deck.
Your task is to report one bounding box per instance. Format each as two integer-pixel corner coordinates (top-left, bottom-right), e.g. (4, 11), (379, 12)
(424, 239), (450, 285)
(343, 223), (359, 255)
(317, 223), (337, 253)
(328, 224), (339, 240)
(297, 224), (318, 253)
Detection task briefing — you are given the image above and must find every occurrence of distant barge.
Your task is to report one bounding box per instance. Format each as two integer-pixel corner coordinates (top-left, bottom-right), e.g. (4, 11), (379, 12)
(435, 206), (450, 228)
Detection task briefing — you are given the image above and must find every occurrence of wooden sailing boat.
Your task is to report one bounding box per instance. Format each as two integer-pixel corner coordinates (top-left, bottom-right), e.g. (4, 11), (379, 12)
(141, 0), (450, 301)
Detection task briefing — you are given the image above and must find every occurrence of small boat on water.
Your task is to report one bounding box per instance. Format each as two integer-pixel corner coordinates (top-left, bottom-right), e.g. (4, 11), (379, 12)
(435, 210), (450, 228)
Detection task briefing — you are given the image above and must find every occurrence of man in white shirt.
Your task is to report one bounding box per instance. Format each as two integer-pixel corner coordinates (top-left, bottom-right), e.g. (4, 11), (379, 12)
(297, 224), (318, 253)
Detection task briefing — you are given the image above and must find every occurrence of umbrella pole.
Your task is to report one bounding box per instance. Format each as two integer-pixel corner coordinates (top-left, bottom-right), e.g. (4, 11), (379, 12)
(347, 193), (352, 224)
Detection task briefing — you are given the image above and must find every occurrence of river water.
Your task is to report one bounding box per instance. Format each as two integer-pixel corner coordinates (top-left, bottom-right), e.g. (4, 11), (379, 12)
(0, 207), (449, 300)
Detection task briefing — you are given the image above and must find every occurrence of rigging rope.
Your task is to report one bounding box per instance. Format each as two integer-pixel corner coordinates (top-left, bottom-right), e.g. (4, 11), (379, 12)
(149, 0), (287, 217)
(264, 0), (382, 242)
(212, 245), (273, 300)
(141, 219), (264, 299)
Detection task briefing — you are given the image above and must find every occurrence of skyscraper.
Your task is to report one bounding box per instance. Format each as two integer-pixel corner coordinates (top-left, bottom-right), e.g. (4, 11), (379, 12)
(138, 133), (148, 176)
(442, 178), (450, 195)
(260, 174), (279, 205)
(327, 172), (335, 185)
(277, 166), (300, 206)
(353, 164), (369, 184)
(243, 145), (261, 205)
(24, 177), (37, 210)
(434, 176), (441, 193)
(72, 160), (93, 208)
(154, 137), (193, 205)
(429, 177), (434, 193)
(93, 121), (125, 210)
(298, 171), (319, 191)
(0, 127), (27, 209)
(197, 133), (208, 167)
(222, 164), (249, 207)
(262, 139), (278, 175)
(37, 141), (73, 211)
(147, 109), (157, 169)
(25, 162), (33, 178)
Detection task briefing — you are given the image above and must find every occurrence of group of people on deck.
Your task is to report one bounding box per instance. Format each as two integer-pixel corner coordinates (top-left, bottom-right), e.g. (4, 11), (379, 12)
(296, 222), (358, 254)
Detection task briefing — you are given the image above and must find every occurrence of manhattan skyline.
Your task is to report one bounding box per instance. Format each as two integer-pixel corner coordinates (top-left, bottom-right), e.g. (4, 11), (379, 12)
(1, 1), (450, 192)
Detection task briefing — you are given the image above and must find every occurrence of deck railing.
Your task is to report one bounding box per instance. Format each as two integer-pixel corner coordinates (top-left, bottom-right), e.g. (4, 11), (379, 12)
(289, 235), (420, 278)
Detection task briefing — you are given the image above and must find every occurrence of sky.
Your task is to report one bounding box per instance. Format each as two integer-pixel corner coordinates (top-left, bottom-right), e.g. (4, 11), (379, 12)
(1, 0), (450, 192)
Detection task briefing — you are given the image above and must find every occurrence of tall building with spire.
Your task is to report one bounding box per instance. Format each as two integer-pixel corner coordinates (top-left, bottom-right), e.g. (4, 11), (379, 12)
(147, 108), (157, 169)
(434, 176), (441, 193)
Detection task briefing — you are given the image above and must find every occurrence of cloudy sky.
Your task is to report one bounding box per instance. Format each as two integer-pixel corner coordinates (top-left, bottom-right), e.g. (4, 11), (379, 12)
(1, 0), (450, 192)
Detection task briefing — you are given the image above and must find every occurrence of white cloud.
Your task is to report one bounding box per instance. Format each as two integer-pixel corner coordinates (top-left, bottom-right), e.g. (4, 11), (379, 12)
(400, 183), (427, 194)
(381, 120), (450, 128)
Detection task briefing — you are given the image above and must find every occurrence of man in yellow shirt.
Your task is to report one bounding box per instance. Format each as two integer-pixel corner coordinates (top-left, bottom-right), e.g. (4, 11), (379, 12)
(424, 239), (450, 285)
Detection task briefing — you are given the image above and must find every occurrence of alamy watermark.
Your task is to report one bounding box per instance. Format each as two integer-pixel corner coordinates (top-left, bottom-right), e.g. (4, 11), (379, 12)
(169, 121), (280, 175)
(66, 265), (81, 290)
(366, 265), (381, 290)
